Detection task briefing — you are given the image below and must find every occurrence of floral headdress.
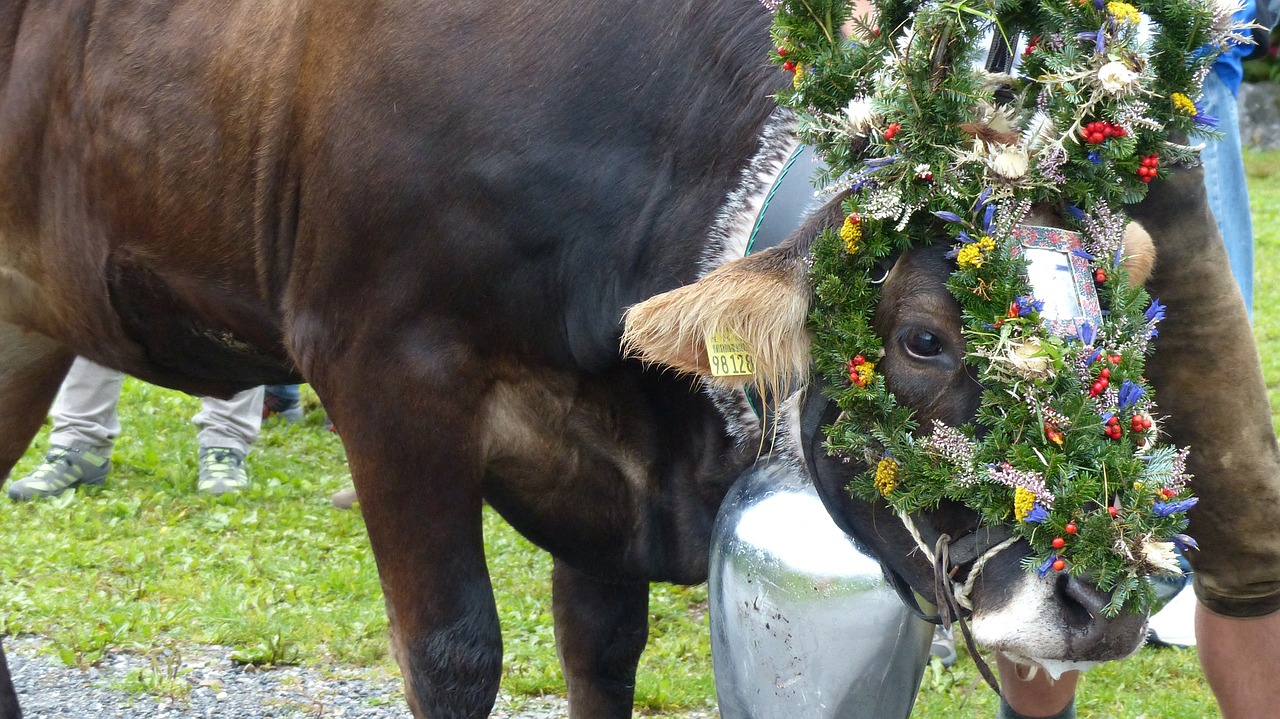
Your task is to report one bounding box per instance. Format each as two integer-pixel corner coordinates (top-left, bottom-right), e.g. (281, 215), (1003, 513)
(767, 0), (1248, 613)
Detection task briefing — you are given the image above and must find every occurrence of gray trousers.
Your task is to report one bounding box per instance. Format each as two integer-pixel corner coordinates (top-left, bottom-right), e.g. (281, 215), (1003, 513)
(49, 358), (263, 456)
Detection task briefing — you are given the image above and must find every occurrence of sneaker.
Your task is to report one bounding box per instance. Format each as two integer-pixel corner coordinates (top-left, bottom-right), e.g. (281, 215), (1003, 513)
(197, 447), (249, 495)
(262, 389), (303, 423)
(7, 445), (111, 500)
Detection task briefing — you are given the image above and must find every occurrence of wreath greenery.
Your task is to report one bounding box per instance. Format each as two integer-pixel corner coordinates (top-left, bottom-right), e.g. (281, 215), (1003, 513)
(765, 0), (1249, 613)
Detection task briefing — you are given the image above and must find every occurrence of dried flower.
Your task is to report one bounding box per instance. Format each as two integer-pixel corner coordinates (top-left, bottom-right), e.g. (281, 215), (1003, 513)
(874, 457), (899, 496)
(1097, 61), (1140, 94)
(1107, 1), (1141, 24)
(990, 146), (1030, 179)
(840, 214), (862, 253)
(843, 96), (878, 135)
(1141, 539), (1182, 574)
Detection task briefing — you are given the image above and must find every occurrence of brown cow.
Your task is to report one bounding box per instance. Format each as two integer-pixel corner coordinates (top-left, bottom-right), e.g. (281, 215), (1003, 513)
(0, 1), (1275, 718)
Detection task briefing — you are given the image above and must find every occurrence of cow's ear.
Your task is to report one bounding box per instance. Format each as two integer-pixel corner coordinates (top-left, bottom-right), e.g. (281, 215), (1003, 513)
(622, 245), (810, 393)
(1121, 220), (1155, 285)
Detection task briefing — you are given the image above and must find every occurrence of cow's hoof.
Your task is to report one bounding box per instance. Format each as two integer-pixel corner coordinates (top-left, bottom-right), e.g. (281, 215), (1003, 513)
(331, 487), (358, 510)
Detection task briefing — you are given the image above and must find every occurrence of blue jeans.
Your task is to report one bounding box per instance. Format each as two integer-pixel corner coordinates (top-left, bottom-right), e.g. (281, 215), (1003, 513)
(265, 384), (301, 404)
(1199, 71), (1255, 318)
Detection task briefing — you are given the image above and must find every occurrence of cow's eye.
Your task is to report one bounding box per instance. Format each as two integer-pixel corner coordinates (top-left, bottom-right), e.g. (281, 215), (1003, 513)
(904, 330), (943, 358)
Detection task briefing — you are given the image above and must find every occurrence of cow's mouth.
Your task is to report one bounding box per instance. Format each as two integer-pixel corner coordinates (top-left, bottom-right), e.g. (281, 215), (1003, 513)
(968, 563), (1150, 666)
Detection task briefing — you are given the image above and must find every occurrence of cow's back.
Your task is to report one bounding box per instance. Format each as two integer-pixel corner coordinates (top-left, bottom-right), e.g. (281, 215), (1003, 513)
(0, 0), (780, 390)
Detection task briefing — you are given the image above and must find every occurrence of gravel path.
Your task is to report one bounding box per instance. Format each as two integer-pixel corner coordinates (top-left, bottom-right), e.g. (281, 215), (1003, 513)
(4, 636), (636, 718)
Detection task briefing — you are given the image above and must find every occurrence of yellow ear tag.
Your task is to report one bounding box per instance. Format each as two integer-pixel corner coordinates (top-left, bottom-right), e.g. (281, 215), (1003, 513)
(704, 330), (756, 378)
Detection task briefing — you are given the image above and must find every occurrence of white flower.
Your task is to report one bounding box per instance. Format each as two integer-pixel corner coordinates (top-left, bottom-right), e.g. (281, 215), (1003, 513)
(1097, 61), (1140, 94)
(842, 97), (879, 135)
(1141, 539), (1183, 575)
(989, 146), (1030, 179)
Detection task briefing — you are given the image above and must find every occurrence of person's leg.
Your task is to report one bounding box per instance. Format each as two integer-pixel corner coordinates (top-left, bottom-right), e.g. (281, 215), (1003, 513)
(1196, 604), (1280, 719)
(47, 357), (125, 453)
(1198, 71), (1254, 318)
(263, 384), (303, 422)
(192, 386), (264, 494)
(997, 654), (1078, 719)
(8, 358), (123, 499)
(193, 387), (264, 456)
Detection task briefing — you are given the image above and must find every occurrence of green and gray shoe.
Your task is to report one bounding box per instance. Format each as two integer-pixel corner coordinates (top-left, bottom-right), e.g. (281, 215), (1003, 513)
(8, 445), (111, 500)
(197, 447), (249, 495)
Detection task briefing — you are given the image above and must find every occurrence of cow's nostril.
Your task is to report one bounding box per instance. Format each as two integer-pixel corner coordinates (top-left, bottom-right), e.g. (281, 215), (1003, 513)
(1055, 574), (1108, 631)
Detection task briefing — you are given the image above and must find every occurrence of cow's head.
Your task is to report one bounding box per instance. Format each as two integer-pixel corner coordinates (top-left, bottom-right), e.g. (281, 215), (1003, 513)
(622, 197), (1158, 672)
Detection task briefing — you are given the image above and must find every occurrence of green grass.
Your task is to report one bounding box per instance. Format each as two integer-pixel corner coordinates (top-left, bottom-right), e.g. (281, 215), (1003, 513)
(1, 151), (1277, 716)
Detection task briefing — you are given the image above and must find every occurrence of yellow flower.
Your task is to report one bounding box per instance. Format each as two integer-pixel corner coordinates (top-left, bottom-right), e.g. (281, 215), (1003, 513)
(850, 360), (876, 387)
(840, 214), (862, 253)
(957, 236), (996, 269)
(1107, 1), (1141, 24)
(1013, 486), (1037, 521)
(792, 64), (805, 89)
(874, 457), (899, 496)
(1171, 92), (1197, 115)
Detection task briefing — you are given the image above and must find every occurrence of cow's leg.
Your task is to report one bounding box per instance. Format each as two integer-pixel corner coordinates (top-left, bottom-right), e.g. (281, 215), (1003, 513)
(552, 560), (649, 719)
(0, 324), (73, 478)
(0, 323), (73, 719)
(309, 353), (500, 719)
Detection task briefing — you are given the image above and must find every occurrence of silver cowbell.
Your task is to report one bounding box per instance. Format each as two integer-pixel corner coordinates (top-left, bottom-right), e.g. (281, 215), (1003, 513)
(709, 456), (933, 718)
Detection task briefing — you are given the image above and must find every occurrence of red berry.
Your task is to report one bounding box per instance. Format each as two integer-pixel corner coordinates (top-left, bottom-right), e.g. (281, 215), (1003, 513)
(1100, 368), (1111, 379)
(1052, 537), (1066, 549)
(1107, 416), (1120, 426)
(782, 61), (796, 73)
(854, 355), (865, 365)
(1108, 506), (1119, 518)
(1143, 417), (1153, 429)
(1053, 559), (1066, 571)
(1091, 381), (1105, 395)
(1110, 354), (1122, 364)
(884, 123), (901, 140)
(1065, 522), (1078, 534)
(1162, 488), (1176, 498)
(778, 47), (788, 57)
(1094, 268), (1107, 283)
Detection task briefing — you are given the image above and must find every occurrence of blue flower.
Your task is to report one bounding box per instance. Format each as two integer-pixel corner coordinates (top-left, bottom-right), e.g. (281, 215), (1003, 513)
(1037, 555), (1058, 578)
(1088, 151), (1102, 164)
(1066, 205), (1087, 222)
(1117, 380), (1144, 410)
(1172, 533), (1200, 552)
(974, 187), (992, 215)
(1079, 322), (1096, 346)
(983, 203), (996, 233)
(1193, 100), (1220, 128)
(1095, 23), (1107, 53)
(958, 230), (975, 243)
(1086, 348), (1101, 364)
(933, 210), (964, 223)
(1153, 497), (1199, 517)
(1025, 504), (1050, 523)
(1144, 298), (1166, 324)
(1017, 295), (1044, 316)
(1072, 248), (1096, 261)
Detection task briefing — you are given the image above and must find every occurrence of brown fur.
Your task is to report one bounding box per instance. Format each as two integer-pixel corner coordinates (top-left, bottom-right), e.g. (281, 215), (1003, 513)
(622, 245), (811, 397)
